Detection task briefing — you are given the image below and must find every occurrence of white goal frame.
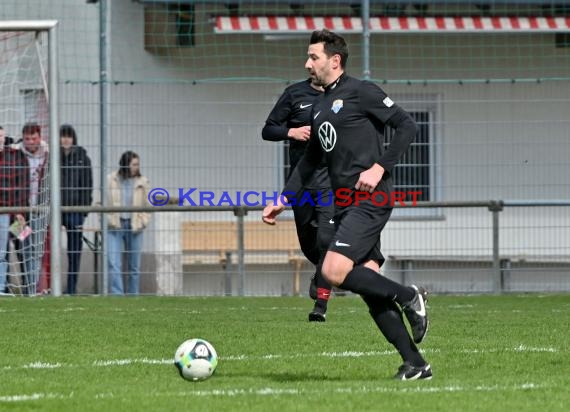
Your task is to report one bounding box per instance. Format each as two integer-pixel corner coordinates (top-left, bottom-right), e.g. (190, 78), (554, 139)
(0, 21), (61, 296)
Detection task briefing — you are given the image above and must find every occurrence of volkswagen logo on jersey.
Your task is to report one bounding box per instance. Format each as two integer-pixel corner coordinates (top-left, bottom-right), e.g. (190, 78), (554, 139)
(331, 99), (343, 114)
(318, 121), (337, 152)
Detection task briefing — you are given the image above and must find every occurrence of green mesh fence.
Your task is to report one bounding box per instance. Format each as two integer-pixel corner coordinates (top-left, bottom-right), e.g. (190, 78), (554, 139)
(128, 2), (570, 83)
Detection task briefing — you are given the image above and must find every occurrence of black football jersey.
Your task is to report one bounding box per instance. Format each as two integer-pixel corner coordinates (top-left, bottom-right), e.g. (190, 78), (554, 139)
(262, 79), (330, 189)
(284, 73), (417, 197)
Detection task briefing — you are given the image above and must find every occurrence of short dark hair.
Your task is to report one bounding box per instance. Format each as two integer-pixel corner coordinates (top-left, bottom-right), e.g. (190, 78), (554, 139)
(309, 29), (349, 68)
(118, 150), (141, 179)
(22, 122), (41, 136)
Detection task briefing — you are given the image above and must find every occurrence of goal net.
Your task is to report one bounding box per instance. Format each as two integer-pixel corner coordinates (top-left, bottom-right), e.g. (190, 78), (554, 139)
(0, 29), (51, 296)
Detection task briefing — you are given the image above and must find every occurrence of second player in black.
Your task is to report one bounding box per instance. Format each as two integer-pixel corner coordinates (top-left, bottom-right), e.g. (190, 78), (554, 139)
(262, 78), (335, 321)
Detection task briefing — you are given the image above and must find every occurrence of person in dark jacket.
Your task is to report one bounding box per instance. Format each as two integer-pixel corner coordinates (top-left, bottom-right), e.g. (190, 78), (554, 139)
(60, 124), (93, 294)
(0, 126), (29, 294)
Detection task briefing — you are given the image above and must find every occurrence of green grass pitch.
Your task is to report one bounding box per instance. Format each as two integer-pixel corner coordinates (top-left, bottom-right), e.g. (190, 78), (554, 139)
(0, 294), (569, 411)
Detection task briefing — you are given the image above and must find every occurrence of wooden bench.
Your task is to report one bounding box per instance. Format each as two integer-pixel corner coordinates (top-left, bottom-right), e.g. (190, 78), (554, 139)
(181, 220), (308, 294)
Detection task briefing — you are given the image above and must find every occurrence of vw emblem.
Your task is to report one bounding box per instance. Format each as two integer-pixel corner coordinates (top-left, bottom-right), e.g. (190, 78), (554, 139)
(318, 121), (337, 152)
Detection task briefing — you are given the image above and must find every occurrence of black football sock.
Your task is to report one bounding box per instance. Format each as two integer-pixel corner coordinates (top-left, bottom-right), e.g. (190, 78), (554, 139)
(362, 295), (426, 367)
(313, 298), (327, 313)
(313, 265), (332, 312)
(339, 265), (415, 306)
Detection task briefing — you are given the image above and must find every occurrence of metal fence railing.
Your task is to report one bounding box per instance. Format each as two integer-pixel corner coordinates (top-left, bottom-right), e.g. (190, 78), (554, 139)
(4, 199), (568, 296)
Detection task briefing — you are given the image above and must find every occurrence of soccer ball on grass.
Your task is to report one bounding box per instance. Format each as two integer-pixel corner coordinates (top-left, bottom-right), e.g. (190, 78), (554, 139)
(174, 338), (218, 381)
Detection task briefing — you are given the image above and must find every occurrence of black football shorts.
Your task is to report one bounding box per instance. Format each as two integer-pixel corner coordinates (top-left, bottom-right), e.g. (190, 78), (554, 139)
(328, 199), (391, 266)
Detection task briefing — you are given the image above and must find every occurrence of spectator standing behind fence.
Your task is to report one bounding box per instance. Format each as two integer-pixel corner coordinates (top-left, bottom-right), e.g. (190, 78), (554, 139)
(60, 124), (93, 295)
(0, 126), (29, 295)
(12, 122), (49, 296)
(107, 151), (150, 295)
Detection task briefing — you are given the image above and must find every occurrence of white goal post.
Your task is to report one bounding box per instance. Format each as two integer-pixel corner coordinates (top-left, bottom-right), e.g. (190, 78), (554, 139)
(0, 21), (61, 297)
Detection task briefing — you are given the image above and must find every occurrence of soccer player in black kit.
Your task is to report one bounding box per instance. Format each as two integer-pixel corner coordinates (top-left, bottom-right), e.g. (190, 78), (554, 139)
(262, 78), (335, 322)
(263, 29), (432, 380)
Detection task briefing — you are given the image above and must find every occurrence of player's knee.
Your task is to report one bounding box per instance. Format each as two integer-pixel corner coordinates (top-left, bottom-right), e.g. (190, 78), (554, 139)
(321, 256), (352, 287)
(321, 266), (341, 287)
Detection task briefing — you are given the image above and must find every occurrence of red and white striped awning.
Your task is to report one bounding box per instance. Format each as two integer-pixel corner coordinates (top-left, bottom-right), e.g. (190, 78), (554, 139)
(214, 16), (570, 34)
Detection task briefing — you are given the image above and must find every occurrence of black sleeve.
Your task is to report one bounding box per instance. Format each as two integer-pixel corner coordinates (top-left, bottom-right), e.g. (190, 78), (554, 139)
(379, 109), (417, 173)
(282, 125), (322, 197)
(261, 89), (293, 142)
(360, 81), (400, 124)
(360, 82), (417, 173)
(79, 152), (93, 207)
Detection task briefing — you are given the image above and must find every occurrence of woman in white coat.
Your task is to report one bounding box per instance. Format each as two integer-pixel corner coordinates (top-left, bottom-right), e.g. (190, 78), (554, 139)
(107, 151), (150, 295)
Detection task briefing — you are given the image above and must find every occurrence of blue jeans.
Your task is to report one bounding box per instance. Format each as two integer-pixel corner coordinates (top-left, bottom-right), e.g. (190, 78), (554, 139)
(108, 218), (143, 295)
(22, 212), (47, 296)
(0, 215), (10, 293)
(62, 213), (85, 295)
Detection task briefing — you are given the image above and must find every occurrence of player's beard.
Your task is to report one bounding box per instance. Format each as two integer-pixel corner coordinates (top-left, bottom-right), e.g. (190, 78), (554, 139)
(311, 74), (325, 87)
